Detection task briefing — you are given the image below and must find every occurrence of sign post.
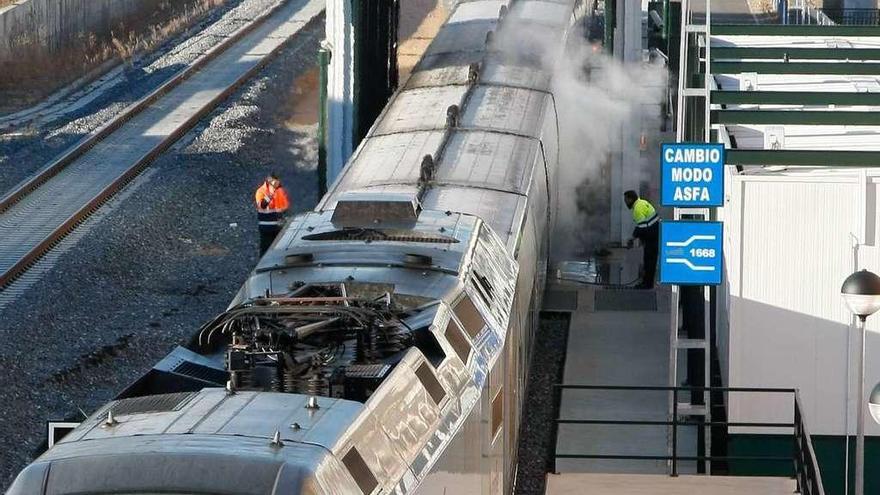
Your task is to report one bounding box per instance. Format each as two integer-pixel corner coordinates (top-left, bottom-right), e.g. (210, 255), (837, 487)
(659, 142), (726, 286)
(659, 221), (723, 286)
(660, 142), (726, 474)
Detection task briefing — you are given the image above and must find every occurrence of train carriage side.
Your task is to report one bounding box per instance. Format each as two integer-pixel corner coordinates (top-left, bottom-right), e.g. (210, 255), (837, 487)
(320, 0), (574, 492)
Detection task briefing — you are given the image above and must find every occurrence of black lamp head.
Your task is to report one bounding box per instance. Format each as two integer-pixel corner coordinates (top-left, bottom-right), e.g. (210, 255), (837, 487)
(841, 270), (880, 319)
(870, 382), (880, 425)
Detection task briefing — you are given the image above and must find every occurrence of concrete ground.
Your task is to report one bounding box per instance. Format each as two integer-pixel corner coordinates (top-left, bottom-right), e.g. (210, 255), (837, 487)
(553, 284), (699, 475)
(546, 473), (798, 495)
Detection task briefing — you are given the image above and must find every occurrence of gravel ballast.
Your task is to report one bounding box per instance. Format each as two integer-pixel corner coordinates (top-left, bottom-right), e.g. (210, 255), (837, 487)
(0, 15), (322, 488)
(515, 312), (571, 495)
(0, 0), (288, 196)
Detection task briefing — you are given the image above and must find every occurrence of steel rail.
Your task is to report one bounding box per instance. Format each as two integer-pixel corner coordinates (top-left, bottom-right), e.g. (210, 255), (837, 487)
(0, 0), (321, 290)
(0, 2), (285, 217)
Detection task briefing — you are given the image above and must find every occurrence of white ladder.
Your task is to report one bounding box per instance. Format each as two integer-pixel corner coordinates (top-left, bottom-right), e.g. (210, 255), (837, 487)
(669, 0), (713, 476)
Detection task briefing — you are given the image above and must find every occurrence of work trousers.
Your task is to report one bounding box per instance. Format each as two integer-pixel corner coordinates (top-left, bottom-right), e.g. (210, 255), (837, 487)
(257, 208), (285, 256)
(636, 222), (659, 288)
(259, 224), (282, 255)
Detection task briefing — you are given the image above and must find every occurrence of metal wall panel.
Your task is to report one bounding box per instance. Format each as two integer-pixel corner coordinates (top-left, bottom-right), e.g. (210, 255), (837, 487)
(375, 86), (469, 135)
(460, 86), (546, 136)
(334, 131), (446, 191)
(422, 187), (527, 245)
(725, 172), (880, 436)
(447, 0), (508, 23)
(438, 132), (538, 194)
(480, 61), (551, 92)
(424, 19), (497, 57)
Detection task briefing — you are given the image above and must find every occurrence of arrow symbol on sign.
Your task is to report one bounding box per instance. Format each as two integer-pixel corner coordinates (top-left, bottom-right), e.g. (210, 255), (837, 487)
(666, 235), (716, 248)
(665, 258), (716, 271)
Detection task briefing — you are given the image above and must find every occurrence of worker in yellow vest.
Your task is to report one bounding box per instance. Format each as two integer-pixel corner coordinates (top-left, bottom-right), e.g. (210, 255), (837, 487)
(624, 190), (659, 289)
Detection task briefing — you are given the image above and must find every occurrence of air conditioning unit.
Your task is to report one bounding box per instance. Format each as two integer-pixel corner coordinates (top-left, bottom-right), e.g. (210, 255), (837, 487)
(740, 72), (759, 91)
(764, 126), (785, 150)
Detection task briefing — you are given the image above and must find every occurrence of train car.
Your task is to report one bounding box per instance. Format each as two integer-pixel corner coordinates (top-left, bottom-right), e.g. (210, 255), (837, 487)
(7, 0), (580, 493)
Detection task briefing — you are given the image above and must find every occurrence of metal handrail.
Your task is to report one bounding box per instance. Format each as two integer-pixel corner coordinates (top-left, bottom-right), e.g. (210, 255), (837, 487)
(794, 393), (826, 495)
(555, 384), (796, 392)
(820, 8), (880, 25)
(777, 0), (835, 24)
(551, 385), (825, 495)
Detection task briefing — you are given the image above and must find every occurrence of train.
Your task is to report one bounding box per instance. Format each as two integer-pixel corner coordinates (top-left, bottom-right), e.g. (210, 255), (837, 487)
(7, 0), (582, 492)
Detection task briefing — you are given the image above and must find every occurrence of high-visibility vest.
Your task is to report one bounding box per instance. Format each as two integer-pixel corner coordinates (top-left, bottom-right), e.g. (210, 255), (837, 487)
(632, 198), (658, 228)
(254, 183), (290, 227)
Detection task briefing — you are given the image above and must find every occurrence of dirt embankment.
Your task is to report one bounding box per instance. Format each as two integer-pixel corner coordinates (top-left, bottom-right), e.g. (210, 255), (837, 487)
(0, 0), (227, 114)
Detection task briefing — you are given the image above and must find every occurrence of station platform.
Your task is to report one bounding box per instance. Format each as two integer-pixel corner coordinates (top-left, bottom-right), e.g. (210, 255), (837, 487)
(544, 270), (800, 493)
(548, 280), (700, 475)
(545, 473), (797, 495)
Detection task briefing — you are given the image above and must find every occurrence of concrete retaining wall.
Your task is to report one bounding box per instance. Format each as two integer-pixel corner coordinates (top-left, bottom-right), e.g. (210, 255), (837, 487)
(0, 0), (190, 61)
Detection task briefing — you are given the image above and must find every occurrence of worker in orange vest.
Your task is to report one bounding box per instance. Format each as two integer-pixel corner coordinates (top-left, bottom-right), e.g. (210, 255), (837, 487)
(254, 173), (290, 255)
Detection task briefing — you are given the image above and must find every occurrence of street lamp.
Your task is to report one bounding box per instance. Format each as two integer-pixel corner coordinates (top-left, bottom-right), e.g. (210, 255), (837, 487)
(841, 269), (880, 495)
(870, 382), (880, 425)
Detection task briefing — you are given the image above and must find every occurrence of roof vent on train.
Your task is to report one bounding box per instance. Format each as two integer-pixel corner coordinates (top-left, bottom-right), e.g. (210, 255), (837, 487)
(403, 253), (433, 266)
(109, 392), (196, 417)
(331, 191), (420, 226)
(285, 253), (314, 265)
(468, 62), (480, 84)
(302, 228), (458, 244)
(419, 155), (436, 186)
(445, 105), (459, 128)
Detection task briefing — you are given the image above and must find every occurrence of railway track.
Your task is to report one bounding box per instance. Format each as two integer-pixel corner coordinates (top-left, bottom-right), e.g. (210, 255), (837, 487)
(0, 0), (322, 291)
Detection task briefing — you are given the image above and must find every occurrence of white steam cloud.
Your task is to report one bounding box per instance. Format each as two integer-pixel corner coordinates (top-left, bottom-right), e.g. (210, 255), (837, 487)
(496, 12), (667, 261)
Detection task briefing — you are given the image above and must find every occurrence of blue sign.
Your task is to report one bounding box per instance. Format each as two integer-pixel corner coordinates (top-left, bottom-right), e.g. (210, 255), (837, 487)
(660, 221), (723, 286)
(661, 143), (725, 207)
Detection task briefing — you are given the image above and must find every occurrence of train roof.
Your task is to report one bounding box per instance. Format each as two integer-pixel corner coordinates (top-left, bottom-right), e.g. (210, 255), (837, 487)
(238, 209), (483, 304)
(319, 0), (570, 249)
(8, 389), (363, 494)
(255, 209), (477, 275)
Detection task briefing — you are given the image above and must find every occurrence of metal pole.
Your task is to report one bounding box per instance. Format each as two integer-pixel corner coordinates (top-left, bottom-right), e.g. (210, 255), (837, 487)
(662, 0), (670, 40)
(604, 0), (615, 54)
(317, 45), (331, 197)
(672, 389), (679, 477)
(674, 0), (690, 141)
(704, 285), (712, 474)
(668, 286), (680, 474)
(794, 400), (802, 494)
(856, 315), (866, 495)
(704, 0), (711, 143)
(845, 314), (853, 495)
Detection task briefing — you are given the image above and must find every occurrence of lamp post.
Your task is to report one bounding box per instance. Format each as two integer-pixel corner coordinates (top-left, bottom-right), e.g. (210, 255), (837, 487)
(870, 382), (880, 425)
(841, 269), (880, 495)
